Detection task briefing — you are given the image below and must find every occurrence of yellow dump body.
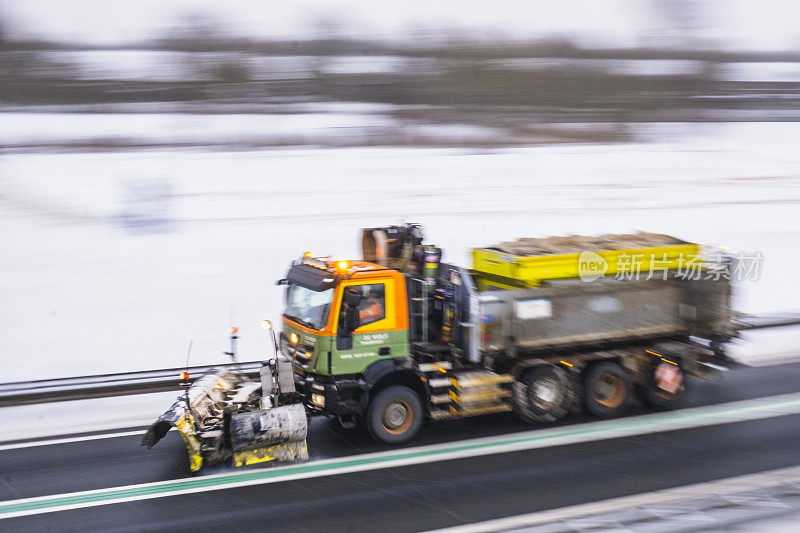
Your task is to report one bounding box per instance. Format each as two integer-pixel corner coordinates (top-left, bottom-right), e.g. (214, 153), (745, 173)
(472, 233), (700, 290)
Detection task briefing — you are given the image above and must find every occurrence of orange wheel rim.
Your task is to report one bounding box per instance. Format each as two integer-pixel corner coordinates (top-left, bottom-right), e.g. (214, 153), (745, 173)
(383, 400), (413, 435)
(594, 374), (626, 408)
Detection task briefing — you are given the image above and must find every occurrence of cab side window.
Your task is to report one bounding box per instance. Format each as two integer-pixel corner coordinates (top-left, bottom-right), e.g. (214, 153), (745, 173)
(354, 283), (386, 327)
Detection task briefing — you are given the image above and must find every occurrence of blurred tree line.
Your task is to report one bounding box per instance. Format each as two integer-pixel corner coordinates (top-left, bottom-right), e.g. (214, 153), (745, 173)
(1, 12), (799, 126)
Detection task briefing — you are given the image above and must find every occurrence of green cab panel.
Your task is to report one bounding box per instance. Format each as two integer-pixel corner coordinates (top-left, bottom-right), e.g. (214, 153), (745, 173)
(330, 329), (409, 375)
(281, 322), (408, 376)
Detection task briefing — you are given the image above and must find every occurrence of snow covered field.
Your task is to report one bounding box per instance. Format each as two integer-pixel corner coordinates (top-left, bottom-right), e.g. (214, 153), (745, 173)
(0, 110), (403, 148)
(0, 109), (510, 149)
(1, 121), (800, 384)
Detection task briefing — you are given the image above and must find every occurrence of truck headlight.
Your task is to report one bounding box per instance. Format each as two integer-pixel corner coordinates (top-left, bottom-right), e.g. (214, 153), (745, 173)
(311, 393), (325, 407)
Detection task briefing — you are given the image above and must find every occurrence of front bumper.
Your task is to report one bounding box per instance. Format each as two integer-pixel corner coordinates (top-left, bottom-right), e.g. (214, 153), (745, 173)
(293, 370), (363, 416)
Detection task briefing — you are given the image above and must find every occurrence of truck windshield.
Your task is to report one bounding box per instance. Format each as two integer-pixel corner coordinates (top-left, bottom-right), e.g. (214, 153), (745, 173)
(284, 284), (335, 331)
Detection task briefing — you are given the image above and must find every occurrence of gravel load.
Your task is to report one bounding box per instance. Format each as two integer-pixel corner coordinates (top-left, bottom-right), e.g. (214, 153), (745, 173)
(485, 232), (689, 256)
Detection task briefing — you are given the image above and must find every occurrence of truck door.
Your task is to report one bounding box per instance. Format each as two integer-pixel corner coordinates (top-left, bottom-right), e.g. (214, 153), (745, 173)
(332, 279), (407, 375)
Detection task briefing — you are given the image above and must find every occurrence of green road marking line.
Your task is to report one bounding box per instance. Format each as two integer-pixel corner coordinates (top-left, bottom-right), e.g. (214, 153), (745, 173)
(2, 392), (800, 519)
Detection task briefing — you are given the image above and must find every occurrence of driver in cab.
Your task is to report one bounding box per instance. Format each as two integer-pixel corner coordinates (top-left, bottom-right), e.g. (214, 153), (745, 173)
(359, 287), (384, 323)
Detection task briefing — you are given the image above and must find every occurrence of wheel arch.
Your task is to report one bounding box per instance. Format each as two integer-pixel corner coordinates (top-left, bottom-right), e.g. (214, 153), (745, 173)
(360, 359), (428, 414)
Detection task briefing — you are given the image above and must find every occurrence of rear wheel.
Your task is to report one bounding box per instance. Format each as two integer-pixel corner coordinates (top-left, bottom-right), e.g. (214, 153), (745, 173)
(584, 361), (632, 418)
(513, 365), (571, 424)
(366, 385), (423, 444)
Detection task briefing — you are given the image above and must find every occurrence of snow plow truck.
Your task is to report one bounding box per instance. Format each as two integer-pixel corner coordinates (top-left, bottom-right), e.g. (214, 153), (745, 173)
(143, 224), (734, 472)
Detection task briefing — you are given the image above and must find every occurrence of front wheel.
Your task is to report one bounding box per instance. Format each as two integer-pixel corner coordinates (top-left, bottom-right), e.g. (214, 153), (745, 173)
(584, 361), (632, 418)
(366, 385), (423, 444)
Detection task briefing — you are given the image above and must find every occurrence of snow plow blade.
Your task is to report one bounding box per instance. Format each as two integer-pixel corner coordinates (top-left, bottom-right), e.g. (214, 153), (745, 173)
(231, 404), (308, 467)
(142, 396), (205, 472)
(142, 363), (308, 473)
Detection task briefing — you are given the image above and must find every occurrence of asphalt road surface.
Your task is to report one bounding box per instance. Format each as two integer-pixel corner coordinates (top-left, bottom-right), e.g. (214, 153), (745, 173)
(2, 362), (800, 532)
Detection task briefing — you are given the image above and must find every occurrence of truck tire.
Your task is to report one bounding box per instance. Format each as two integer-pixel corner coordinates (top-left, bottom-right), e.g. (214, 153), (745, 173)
(366, 385), (423, 444)
(513, 365), (571, 424)
(584, 361), (632, 418)
(640, 358), (688, 409)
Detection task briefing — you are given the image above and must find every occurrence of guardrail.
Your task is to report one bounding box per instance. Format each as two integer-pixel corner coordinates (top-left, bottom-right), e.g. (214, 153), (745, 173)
(1, 312), (799, 408)
(0, 361), (264, 407)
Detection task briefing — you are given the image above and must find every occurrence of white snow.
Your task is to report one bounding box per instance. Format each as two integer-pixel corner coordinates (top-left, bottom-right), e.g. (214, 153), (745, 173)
(0, 112), (400, 147)
(721, 62), (800, 83)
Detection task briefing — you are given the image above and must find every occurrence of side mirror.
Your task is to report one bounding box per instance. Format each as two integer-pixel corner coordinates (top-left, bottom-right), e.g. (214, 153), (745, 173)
(344, 288), (362, 307)
(345, 306), (360, 332)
